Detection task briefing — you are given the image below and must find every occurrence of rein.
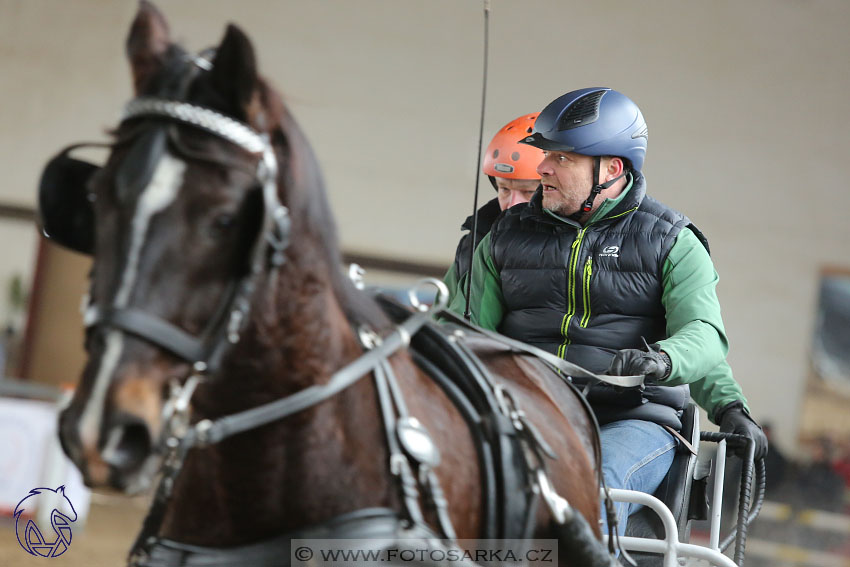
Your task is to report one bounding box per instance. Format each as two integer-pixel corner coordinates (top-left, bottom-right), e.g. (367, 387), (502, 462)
(129, 281), (449, 566)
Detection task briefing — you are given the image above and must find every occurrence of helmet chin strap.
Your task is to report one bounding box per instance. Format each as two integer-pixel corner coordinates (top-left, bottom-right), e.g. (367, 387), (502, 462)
(569, 156), (626, 221)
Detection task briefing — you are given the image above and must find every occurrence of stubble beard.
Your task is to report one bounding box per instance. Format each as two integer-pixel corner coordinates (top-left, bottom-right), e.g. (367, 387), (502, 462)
(542, 191), (581, 217)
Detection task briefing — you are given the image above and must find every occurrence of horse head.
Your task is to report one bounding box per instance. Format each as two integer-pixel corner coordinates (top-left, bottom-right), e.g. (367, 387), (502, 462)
(55, 0), (356, 493)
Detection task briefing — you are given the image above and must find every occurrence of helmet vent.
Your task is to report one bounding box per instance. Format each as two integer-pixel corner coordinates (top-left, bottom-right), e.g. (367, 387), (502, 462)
(557, 89), (606, 131)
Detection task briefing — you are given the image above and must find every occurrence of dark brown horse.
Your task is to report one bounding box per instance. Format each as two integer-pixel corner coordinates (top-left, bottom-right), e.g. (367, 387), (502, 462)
(52, 2), (608, 565)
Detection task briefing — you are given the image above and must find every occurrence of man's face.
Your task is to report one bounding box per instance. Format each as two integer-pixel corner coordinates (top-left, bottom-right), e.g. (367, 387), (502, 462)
(495, 177), (540, 211)
(536, 150), (596, 217)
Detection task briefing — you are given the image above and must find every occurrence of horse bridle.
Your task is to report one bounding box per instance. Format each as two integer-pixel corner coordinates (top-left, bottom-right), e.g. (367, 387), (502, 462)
(81, 98), (291, 378)
(55, 93), (454, 566)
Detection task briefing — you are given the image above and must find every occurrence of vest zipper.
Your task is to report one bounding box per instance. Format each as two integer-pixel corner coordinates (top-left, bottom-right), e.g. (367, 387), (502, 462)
(580, 256), (593, 328)
(557, 226), (589, 358)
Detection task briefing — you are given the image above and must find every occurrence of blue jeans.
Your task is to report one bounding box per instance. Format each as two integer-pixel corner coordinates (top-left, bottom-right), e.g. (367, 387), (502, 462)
(599, 420), (676, 538)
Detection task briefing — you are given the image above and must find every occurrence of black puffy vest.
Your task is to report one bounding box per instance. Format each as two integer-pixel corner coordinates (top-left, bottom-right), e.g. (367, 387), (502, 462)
(451, 198), (502, 286)
(489, 173), (697, 429)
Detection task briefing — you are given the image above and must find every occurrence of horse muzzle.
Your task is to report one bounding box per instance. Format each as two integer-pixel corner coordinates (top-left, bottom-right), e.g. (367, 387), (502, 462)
(60, 401), (161, 492)
(58, 349), (174, 492)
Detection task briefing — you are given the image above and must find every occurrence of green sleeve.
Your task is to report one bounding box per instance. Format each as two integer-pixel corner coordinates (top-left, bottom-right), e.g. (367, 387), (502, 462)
(447, 233), (506, 330)
(443, 262), (460, 306)
(656, 227), (729, 384)
(688, 358), (750, 423)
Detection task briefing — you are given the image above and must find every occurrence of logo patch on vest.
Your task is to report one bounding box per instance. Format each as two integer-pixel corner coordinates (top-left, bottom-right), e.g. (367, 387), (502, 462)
(599, 245), (620, 258)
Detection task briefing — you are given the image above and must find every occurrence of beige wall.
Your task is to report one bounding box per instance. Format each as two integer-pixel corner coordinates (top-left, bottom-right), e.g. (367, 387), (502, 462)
(2, 0), (849, 454)
(19, 242), (89, 388)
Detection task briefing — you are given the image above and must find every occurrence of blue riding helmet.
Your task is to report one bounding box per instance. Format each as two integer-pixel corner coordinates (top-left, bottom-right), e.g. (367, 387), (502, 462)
(521, 87), (648, 172)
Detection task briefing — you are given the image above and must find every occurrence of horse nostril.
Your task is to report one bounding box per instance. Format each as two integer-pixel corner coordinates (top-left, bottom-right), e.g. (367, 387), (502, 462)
(101, 418), (152, 472)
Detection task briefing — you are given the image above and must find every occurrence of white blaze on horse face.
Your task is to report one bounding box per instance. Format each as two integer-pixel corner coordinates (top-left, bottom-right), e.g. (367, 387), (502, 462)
(79, 152), (187, 451)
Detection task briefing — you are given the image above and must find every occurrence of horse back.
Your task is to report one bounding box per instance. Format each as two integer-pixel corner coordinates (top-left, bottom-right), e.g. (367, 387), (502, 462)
(460, 332), (602, 537)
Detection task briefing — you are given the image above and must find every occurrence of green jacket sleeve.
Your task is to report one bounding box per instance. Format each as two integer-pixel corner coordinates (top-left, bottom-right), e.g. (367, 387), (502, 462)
(656, 227), (748, 416)
(443, 262), (460, 306)
(447, 233), (506, 330)
(688, 358), (750, 423)
(656, 227), (728, 382)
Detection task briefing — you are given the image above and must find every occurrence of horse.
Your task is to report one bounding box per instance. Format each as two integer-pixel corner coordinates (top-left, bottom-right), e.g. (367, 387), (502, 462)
(50, 2), (612, 565)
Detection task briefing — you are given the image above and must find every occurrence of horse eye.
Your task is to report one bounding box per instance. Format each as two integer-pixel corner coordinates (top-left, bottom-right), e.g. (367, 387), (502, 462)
(210, 213), (236, 237)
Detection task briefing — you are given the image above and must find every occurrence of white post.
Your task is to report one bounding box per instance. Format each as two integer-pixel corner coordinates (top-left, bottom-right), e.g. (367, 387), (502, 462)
(710, 440), (727, 551)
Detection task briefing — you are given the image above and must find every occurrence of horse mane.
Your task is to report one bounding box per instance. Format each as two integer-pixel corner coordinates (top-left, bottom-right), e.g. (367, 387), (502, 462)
(258, 79), (394, 334)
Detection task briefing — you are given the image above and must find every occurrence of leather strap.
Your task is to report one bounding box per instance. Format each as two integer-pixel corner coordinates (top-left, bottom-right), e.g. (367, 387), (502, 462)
(137, 508), (429, 567)
(86, 306), (206, 362)
(129, 309), (436, 565)
(664, 424), (698, 456)
(439, 309), (644, 389)
(183, 309), (433, 448)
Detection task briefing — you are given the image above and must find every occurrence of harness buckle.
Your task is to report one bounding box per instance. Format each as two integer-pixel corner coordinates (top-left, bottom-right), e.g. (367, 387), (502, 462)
(493, 384), (515, 419)
(194, 419), (214, 447)
(358, 325), (382, 350)
(535, 469), (574, 525)
(348, 263), (366, 290)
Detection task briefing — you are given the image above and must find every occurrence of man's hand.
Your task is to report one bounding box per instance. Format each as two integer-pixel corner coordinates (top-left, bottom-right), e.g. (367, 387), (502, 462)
(607, 346), (671, 380)
(716, 402), (768, 459)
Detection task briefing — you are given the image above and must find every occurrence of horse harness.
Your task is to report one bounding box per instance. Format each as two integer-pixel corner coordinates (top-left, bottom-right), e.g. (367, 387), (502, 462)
(124, 281), (596, 567)
(40, 55), (638, 567)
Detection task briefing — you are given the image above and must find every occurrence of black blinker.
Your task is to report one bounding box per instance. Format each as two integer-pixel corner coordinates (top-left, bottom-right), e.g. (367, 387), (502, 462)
(38, 149), (98, 255)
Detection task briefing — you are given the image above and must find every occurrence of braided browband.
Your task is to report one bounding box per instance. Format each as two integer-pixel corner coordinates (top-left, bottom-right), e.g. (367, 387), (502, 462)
(122, 98), (266, 154)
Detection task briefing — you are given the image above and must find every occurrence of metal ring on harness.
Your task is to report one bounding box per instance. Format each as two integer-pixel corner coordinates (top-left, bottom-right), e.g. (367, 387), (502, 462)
(408, 278), (450, 313)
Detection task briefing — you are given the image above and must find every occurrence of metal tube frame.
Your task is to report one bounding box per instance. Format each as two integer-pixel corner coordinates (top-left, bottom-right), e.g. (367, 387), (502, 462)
(603, 487), (737, 567)
(604, 432), (763, 567)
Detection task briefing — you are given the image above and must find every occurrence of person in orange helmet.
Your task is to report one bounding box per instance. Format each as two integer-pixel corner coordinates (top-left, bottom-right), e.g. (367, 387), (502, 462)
(444, 113), (543, 303)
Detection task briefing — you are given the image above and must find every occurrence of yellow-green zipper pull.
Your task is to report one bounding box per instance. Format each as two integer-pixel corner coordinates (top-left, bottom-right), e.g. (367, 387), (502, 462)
(581, 256), (593, 327)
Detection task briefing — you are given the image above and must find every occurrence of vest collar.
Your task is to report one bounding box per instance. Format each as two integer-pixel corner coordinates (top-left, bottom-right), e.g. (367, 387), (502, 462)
(521, 171), (647, 228)
(462, 197), (503, 234)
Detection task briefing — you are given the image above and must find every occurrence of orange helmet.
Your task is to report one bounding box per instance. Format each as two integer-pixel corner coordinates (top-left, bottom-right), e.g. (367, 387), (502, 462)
(482, 113), (543, 180)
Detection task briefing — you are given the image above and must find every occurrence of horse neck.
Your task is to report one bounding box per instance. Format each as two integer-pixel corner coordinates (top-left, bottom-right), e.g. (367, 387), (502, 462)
(160, 233), (397, 546)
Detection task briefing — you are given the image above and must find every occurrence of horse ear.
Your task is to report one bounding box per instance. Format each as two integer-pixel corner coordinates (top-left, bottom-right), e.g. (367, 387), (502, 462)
(209, 24), (258, 121)
(126, 0), (172, 94)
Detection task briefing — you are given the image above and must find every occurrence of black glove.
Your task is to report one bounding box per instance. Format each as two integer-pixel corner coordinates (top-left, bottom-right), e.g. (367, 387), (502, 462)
(607, 344), (671, 380)
(716, 401), (768, 460)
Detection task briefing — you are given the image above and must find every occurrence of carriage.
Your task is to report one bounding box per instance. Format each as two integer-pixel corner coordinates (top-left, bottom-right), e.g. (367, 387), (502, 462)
(38, 2), (763, 565)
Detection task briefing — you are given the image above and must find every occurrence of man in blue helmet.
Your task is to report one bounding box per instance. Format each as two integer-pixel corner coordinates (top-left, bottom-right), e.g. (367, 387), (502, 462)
(448, 87), (767, 538)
